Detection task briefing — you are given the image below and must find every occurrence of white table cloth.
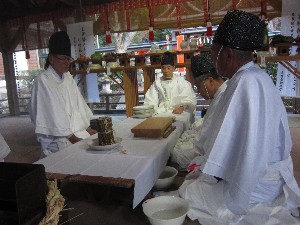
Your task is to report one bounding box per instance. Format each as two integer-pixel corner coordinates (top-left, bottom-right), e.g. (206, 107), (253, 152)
(35, 113), (191, 208)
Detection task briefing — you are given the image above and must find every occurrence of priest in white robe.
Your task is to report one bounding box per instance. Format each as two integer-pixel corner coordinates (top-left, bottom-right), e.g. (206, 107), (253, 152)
(30, 31), (97, 158)
(144, 52), (196, 118)
(179, 10), (300, 225)
(0, 133), (10, 162)
(171, 53), (227, 169)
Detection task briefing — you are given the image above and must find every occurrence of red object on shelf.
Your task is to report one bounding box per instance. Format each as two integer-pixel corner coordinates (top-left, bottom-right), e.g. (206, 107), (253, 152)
(206, 21), (212, 37)
(106, 31), (112, 44)
(137, 50), (149, 55)
(149, 27), (154, 41)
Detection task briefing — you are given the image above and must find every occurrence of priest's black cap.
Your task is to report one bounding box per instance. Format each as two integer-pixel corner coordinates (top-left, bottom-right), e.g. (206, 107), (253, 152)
(191, 52), (217, 78)
(213, 10), (264, 51)
(161, 51), (175, 66)
(49, 31), (71, 57)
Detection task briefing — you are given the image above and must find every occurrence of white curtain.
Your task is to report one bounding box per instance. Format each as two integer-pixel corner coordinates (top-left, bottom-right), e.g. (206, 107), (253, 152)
(276, 0), (300, 97)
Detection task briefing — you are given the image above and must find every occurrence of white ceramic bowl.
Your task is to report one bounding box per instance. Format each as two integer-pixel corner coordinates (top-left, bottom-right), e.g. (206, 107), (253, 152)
(154, 166), (178, 190)
(107, 62), (120, 68)
(143, 196), (189, 225)
(133, 105), (154, 110)
(133, 110), (146, 115)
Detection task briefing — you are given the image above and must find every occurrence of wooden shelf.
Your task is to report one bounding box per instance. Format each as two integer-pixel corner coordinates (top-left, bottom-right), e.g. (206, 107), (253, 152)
(257, 54), (300, 80)
(264, 55), (300, 62)
(70, 63), (192, 75)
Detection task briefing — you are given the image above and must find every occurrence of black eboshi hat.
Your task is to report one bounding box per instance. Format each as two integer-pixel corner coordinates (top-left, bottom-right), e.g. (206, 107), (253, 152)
(49, 31), (71, 57)
(213, 10), (264, 51)
(191, 52), (217, 78)
(161, 51), (175, 66)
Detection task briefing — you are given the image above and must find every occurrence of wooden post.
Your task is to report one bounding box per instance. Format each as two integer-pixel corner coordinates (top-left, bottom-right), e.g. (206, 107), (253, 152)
(142, 68), (155, 94)
(106, 95), (110, 112)
(0, 23), (28, 117)
(2, 50), (20, 116)
(294, 98), (300, 114)
(123, 69), (138, 117)
(295, 48), (300, 114)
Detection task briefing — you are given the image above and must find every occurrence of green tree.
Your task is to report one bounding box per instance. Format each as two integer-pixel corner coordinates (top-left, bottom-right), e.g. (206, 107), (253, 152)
(265, 62), (278, 85)
(18, 69), (44, 96)
(154, 29), (171, 42)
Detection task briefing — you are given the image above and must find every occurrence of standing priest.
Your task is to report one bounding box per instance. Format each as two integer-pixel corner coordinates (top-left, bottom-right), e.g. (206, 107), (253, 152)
(30, 31), (97, 158)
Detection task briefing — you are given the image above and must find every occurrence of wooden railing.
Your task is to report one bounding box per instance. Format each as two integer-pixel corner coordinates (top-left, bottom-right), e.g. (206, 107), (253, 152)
(3, 93), (297, 116)
(13, 92), (210, 116)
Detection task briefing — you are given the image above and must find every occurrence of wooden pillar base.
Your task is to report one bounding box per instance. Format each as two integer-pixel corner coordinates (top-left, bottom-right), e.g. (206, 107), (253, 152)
(123, 69), (138, 117)
(2, 51), (20, 116)
(143, 68), (156, 94)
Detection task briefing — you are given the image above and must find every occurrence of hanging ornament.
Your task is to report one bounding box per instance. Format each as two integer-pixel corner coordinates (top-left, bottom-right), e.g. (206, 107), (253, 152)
(149, 26), (154, 41)
(260, 0), (267, 19)
(106, 31), (112, 44)
(104, 4), (112, 44)
(260, 0), (268, 46)
(203, 0), (212, 36)
(232, 0), (237, 9)
(25, 50), (30, 59)
(148, 0), (155, 42)
(206, 20), (212, 37)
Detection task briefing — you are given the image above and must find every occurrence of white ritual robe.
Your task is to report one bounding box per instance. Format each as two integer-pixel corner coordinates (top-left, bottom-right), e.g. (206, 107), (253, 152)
(144, 75), (197, 115)
(194, 80), (228, 155)
(0, 133), (10, 162)
(30, 66), (93, 157)
(171, 81), (228, 169)
(179, 62), (300, 225)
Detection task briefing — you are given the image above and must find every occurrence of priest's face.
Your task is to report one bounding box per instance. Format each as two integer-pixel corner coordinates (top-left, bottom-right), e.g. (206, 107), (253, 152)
(211, 43), (228, 78)
(49, 54), (73, 76)
(161, 65), (175, 80)
(194, 75), (213, 100)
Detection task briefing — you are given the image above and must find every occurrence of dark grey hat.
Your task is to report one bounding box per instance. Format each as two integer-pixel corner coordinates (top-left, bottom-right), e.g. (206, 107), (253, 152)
(213, 10), (264, 51)
(49, 31), (71, 57)
(161, 52), (175, 66)
(191, 52), (217, 78)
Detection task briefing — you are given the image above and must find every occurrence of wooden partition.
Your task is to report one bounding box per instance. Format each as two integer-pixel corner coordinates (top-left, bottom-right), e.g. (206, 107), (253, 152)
(70, 46), (300, 117)
(70, 50), (199, 117)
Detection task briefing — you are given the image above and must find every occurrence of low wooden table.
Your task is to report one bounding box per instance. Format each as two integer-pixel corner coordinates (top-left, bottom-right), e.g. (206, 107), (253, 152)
(35, 113), (192, 208)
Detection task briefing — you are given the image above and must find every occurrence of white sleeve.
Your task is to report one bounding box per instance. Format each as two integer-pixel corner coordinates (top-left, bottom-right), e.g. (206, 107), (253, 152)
(144, 83), (159, 112)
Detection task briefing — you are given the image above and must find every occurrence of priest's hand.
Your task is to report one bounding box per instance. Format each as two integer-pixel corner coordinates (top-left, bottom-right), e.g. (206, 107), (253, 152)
(173, 106), (184, 114)
(86, 128), (97, 135)
(68, 134), (83, 144)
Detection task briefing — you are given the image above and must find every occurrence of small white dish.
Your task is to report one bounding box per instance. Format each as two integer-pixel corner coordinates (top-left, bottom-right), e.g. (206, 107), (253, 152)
(132, 114), (153, 119)
(87, 137), (122, 151)
(133, 105), (154, 110)
(133, 110), (146, 115)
